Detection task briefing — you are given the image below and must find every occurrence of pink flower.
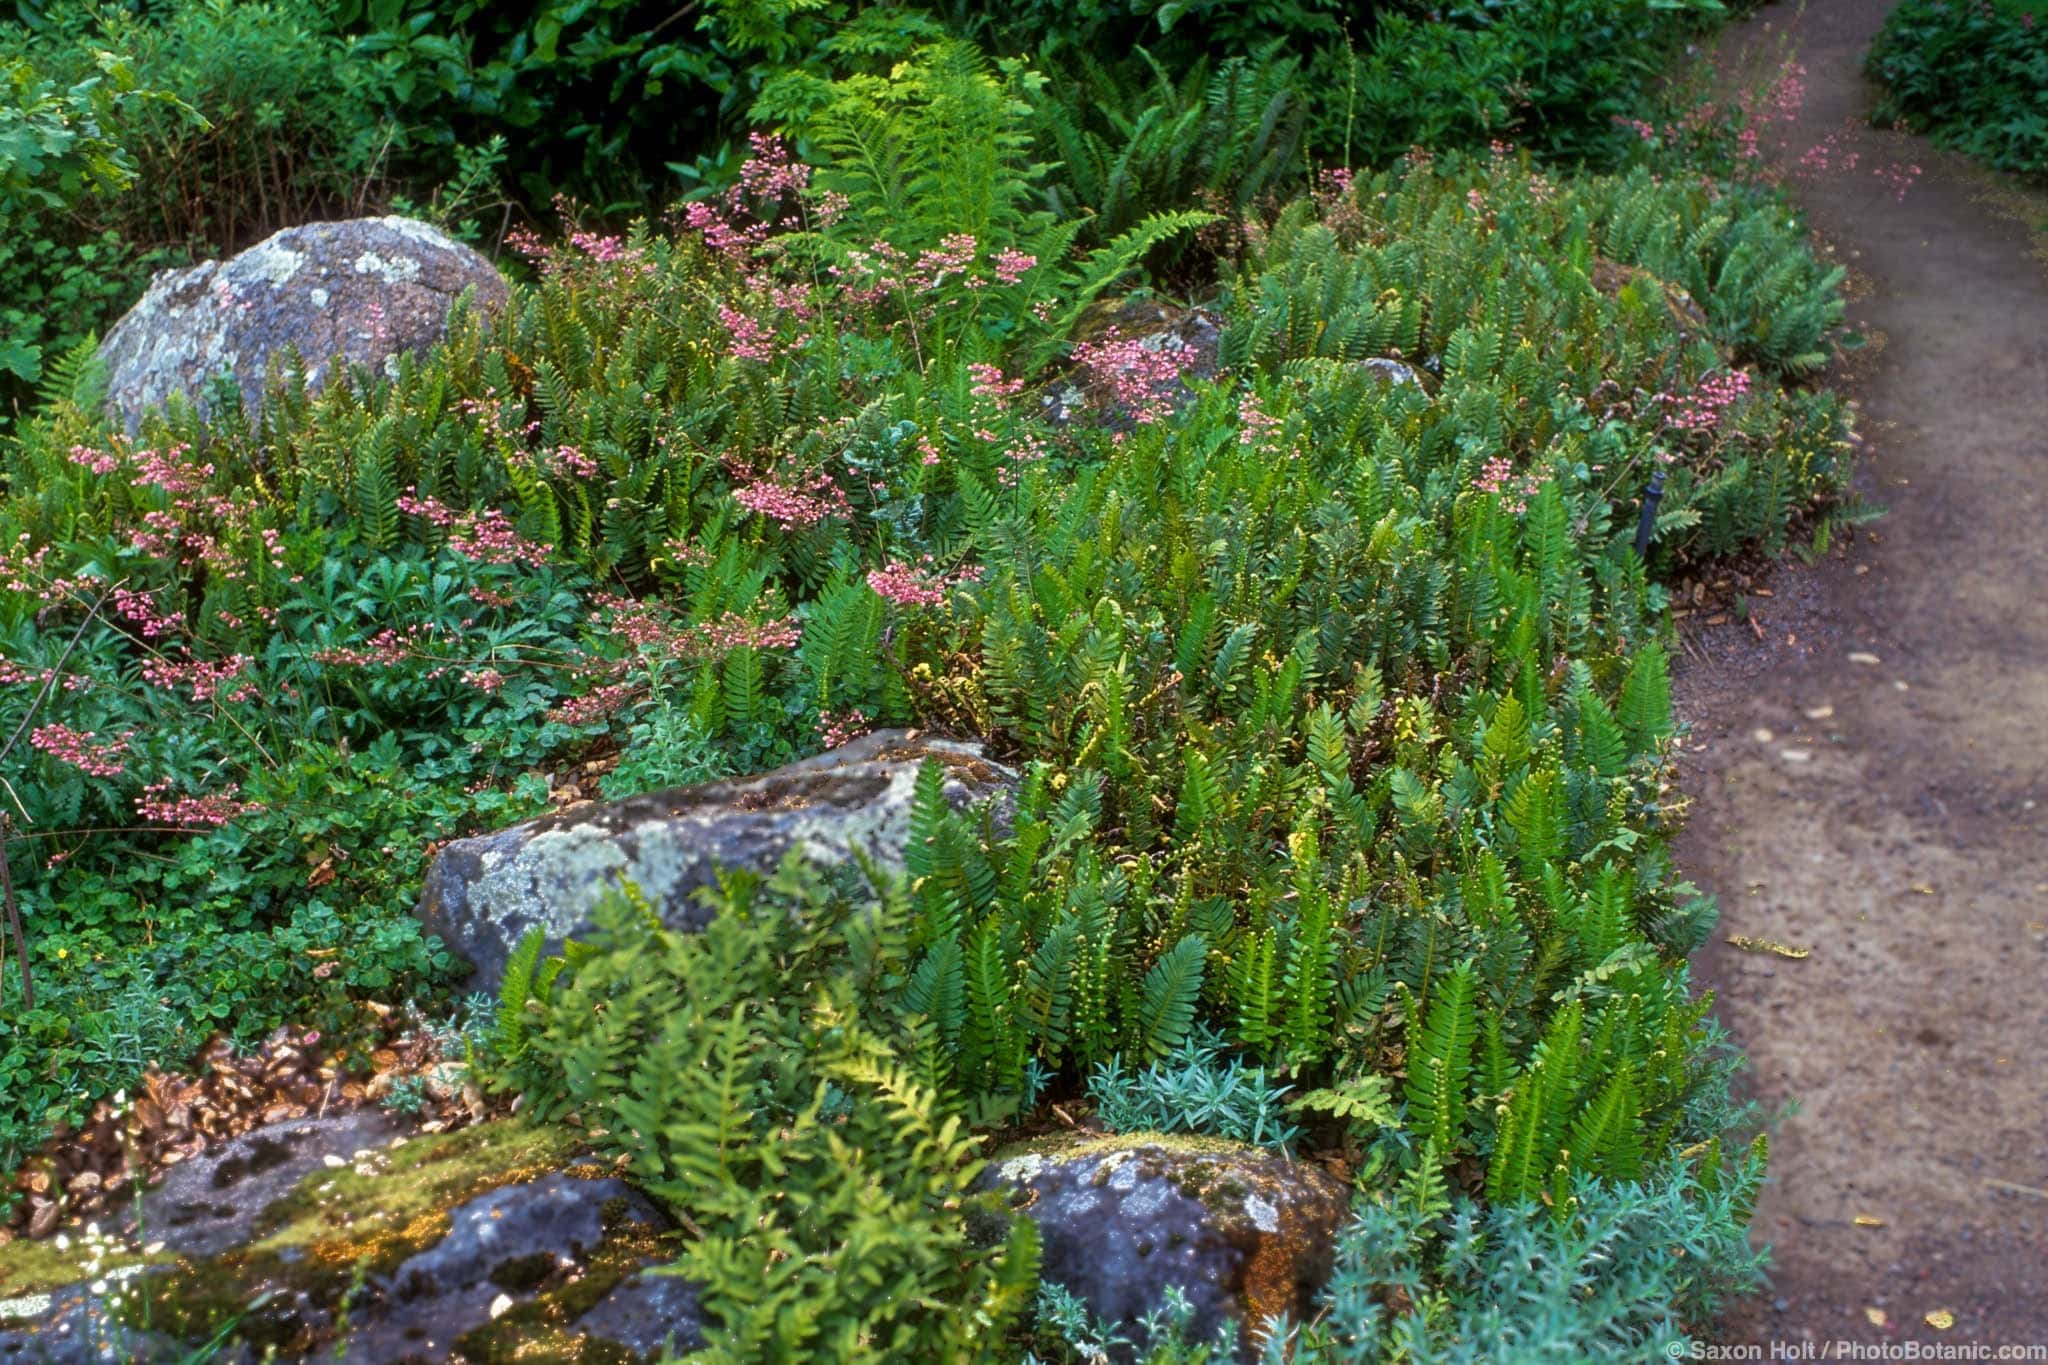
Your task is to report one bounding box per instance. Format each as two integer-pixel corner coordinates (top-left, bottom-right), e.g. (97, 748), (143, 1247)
(720, 304), (779, 363)
(30, 723), (130, 777)
(968, 363), (1025, 400)
(992, 249), (1036, 285)
(866, 557), (980, 608)
(1070, 329), (1200, 425)
(819, 707), (869, 748)
(398, 491), (551, 566)
(135, 780), (261, 829)
(550, 445), (598, 479)
(1238, 391), (1282, 449)
(1667, 369), (1753, 434)
(732, 471), (849, 528)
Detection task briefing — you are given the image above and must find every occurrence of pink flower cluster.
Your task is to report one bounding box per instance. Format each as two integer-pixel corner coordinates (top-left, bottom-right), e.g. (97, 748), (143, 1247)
(732, 471), (850, 529)
(694, 611), (801, 654)
(1473, 455), (1539, 515)
(1238, 391), (1282, 449)
(142, 652), (258, 704)
(111, 586), (183, 640)
(548, 681), (642, 727)
(1071, 329), (1200, 425)
(866, 557), (981, 608)
(968, 363), (1025, 400)
(129, 443), (215, 495)
(590, 595), (801, 660)
(911, 234), (979, 291)
(30, 723), (131, 777)
(550, 445), (598, 479)
(1667, 369), (1753, 434)
(681, 135), (813, 261)
(819, 707), (869, 749)
(992, 250), (1037, 286)
(135, 780), (260, 829)
(314, 624), (438, 668)
(720, 304), (779, 363)
(397, 490), (553, 567)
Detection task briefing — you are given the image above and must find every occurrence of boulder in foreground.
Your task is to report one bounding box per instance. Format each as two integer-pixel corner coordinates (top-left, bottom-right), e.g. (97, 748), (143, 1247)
(982, 1133), (1352, 1359)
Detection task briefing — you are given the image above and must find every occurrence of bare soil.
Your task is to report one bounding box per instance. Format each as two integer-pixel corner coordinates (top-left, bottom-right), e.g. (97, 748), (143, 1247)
(1681, 0), (2048, 1349)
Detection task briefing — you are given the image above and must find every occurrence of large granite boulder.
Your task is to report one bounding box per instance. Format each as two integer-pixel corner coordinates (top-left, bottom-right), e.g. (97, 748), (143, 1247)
(97, 216), (508, 434)
(982, 1134), (1352, 1360)
(417, 730), (1018, 993)
(0, 1119), (702, 1363)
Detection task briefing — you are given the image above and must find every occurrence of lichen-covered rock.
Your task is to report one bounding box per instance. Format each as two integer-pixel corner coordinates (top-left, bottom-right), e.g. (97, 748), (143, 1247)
(0, 1119), (703, 1362)
(416, 730), (1017, 993)
(97, 216), (508, 434)
(1042, 298), (1224, 430)
(1359, 356), (1428, 390)
(983, 1134), (1351, 1360)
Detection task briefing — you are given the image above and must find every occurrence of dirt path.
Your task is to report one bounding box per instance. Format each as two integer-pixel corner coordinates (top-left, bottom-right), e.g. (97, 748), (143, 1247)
(1679, 0), (2048, 1350)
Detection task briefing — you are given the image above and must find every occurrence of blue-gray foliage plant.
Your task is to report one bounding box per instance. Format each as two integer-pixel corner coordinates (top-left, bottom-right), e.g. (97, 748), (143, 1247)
(1087, 1028), (1301, 1150)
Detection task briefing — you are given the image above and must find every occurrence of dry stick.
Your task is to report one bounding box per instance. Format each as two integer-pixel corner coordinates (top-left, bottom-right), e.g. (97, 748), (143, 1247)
(0, 816), (27, 1009)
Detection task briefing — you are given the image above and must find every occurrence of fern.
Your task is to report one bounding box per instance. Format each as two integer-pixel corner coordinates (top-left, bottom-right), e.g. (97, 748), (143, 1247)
(1133, 932), (1207, 1059)
(1403, 961), (1478, 1157)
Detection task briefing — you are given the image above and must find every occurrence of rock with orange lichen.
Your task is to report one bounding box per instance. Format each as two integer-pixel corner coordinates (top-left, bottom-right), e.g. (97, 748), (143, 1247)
(981, 1133), (1350, 1360)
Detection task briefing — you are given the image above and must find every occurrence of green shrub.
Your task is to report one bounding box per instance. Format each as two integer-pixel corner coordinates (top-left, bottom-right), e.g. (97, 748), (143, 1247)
(0, 45), (177, 397)
(1086, 1029), (1301, 1148)
(495, 863), (1042, 1362)
(0, 1), (428, 423)
(1335, 0), (1730, 166)
(0, 49), (1847, 1342)
(1868, 0), (2048, 179)
(1025, 43), (1306, 254)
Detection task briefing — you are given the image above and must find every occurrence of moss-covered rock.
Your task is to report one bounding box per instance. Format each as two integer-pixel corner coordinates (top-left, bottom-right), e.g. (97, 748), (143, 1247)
(0, 1118), (703, 1363)
(982, 1133), (1351, 1361)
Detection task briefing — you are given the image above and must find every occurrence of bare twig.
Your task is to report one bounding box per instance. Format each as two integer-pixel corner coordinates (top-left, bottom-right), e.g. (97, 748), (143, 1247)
(1, 814), (31, 1010)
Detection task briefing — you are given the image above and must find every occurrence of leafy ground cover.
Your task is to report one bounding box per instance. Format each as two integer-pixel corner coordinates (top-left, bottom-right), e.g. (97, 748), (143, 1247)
(0, 0), (1750, 420)
(1867, 0), (2048, 179)
(0, 7), (1860, 1359)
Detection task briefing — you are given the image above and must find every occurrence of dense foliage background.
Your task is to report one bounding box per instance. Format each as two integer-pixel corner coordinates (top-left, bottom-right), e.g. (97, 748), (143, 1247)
(0, 0), (1866, 1357)
(1867, 0), (2048, 179)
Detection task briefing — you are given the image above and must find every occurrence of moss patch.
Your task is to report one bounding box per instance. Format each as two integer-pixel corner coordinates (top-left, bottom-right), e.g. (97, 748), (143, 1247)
(448, 1214), (674, 1365)
(108, 1120), (588, 1354)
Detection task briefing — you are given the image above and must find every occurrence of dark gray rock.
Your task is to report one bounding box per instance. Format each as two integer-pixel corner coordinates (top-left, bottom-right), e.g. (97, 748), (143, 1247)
(336, 1165), (693, 1362)
(141, 1110), (406, 1258)
(0, 1287), (209, 1365)
(576, 1269), (706, 1359)
(1, 1118), (704, 1363)
(983, 1134), (1351, 1360)
(416, 730), (1017, 993)
(97, 216), (508, 434)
